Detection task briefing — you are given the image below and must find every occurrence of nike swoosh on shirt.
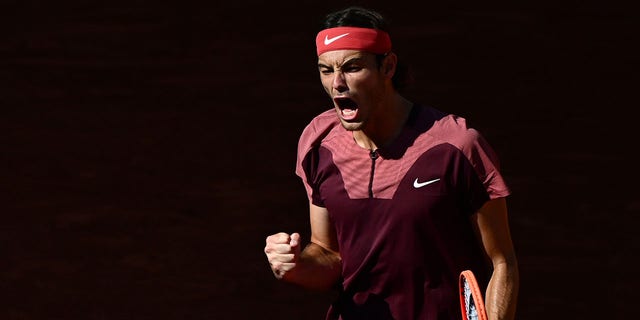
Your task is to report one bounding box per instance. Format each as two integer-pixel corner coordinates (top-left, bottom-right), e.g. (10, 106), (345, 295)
(324, 33), (350, 45)
(413, 178), (441, 188)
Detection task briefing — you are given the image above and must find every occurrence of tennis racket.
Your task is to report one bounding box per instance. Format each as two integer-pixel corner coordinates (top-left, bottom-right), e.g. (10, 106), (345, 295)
(459, 270), (487, 320)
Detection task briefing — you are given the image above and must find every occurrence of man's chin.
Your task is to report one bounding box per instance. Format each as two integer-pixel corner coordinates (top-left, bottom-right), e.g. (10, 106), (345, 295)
(339, 119), (364, 131)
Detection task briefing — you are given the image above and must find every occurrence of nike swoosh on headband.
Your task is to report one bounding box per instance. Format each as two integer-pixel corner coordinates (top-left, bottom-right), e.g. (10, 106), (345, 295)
(324, 33), (350, 45)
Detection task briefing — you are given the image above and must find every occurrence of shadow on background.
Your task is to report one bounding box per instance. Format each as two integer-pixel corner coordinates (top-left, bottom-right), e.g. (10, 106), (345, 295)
(2, 1), (636, 319)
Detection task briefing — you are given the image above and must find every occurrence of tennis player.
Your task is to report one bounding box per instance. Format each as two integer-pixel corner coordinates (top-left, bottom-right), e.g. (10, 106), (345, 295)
(264, 6), (519, 320)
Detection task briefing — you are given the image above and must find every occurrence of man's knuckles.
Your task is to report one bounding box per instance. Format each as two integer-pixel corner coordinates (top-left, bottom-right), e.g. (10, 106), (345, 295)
(266, 232), (292, 244)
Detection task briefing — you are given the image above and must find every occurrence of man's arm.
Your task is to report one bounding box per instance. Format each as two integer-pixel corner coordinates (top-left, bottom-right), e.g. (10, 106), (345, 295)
(265, 203), (341, 291)
(472, 197), (519, 320)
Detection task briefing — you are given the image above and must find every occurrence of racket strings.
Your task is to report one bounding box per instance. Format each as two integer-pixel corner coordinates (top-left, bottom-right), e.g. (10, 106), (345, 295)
(463, 278), (480, 320)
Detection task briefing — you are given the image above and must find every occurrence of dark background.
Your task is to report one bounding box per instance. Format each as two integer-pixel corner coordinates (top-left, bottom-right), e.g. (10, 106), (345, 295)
(2, 1), (636, 319)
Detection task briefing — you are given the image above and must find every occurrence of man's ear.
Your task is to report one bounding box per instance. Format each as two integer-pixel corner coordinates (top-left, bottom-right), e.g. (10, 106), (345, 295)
(382, 52), (398, 79)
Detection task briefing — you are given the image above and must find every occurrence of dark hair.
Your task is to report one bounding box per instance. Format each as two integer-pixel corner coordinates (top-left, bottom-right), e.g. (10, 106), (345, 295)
(322, 6), (389, 31)
(321, 6), (412, 91)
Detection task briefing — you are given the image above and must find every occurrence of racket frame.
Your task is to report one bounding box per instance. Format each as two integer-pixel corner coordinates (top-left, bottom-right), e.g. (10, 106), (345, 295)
(459, 270), (488, 320)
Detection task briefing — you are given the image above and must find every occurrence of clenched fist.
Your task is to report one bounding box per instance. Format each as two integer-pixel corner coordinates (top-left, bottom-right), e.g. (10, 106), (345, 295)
(264, 232), (301, 279)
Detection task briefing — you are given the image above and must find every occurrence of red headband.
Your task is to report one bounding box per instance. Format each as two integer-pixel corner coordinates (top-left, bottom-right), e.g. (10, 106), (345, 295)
(315, 27), (392, 56)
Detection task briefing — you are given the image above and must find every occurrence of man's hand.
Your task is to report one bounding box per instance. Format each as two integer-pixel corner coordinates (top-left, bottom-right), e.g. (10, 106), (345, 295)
(264, 232), (301, 279)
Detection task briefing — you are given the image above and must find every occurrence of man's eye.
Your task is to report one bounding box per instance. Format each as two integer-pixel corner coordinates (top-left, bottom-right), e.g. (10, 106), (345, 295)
(320, 69), (333, 75)
(344, 66), (362, 73)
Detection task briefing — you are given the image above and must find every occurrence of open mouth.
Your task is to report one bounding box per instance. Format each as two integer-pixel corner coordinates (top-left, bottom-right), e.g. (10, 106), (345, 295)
(334, 97), (359, 121)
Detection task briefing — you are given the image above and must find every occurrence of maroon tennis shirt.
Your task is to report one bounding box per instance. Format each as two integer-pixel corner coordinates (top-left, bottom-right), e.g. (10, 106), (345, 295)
(295, 104), (510, 320)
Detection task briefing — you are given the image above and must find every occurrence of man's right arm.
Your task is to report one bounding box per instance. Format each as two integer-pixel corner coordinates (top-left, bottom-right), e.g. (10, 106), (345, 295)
(264, 203), (341, 291)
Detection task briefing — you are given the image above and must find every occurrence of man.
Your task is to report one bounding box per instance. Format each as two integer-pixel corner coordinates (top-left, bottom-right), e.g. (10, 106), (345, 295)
(264, 6), (518, 320)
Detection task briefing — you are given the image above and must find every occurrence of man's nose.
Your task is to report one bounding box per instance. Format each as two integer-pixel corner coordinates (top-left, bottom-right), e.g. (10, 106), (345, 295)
(332, 71), (347, 92)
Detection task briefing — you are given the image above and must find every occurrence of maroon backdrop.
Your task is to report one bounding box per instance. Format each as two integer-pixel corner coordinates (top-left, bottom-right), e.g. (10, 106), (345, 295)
(2, 1), (635, 319)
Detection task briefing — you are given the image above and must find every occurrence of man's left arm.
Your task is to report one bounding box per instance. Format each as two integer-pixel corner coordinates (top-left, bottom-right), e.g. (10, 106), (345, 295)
(472, 197), (519, 320)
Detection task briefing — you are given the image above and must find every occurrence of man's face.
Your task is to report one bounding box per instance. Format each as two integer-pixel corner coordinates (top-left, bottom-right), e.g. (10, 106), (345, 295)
(317, 50), (388, 131)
